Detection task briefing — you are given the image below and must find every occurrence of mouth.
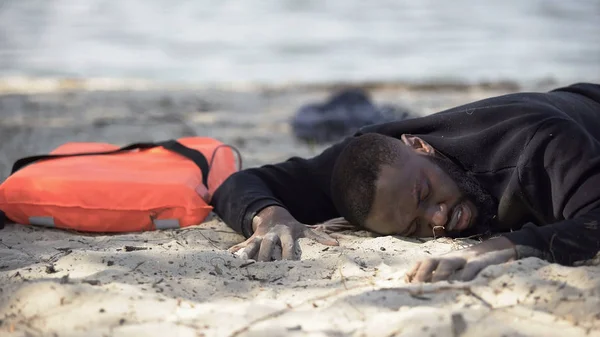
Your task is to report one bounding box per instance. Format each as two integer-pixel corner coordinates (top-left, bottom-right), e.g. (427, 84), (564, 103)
(447, 202), (471, 232)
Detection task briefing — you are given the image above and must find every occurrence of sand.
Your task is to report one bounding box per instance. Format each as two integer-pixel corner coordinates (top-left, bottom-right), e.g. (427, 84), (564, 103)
(1, 78), (599, 337)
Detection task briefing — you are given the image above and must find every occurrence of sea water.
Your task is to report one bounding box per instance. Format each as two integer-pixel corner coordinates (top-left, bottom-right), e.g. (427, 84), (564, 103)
(0, 0), (599, 85)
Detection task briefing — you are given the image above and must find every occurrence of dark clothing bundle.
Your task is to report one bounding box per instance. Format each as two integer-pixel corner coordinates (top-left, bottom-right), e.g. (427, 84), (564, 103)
(213, 83), (600, 266)
(290, 88), (414, 143)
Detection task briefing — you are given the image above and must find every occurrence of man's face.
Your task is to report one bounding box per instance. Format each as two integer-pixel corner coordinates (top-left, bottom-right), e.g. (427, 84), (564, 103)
(365, 137), (495, 238)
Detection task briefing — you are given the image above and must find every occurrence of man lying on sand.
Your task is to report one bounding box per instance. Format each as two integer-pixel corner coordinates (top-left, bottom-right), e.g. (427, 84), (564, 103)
(212, 82), (600, 283)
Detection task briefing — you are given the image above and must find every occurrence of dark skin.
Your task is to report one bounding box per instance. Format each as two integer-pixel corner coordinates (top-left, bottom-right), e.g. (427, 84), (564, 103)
(229, 134), (517, 283)
(228, 205), (340, 261)
(366, 135), (480, 237)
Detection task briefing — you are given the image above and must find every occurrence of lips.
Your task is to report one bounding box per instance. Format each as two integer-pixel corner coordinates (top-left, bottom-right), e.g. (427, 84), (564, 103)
(448, 203), (471, 232)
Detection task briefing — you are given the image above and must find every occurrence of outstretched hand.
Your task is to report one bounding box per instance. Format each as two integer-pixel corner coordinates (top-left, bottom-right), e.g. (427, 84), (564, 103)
(228, 206), (339, 262)
(405, 237), (517, 283)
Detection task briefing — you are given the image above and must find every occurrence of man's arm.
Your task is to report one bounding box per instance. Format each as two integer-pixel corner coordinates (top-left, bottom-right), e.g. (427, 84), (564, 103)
(405, 206), (600, 283)
(501, 208), (600, 265)
(211, 138), (351, 238)
(500, 119), (600, 265)
(407, 119), (600, 282)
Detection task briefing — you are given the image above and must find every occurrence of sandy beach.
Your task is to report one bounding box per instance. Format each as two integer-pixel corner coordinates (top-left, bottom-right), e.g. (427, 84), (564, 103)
(1, 78), (599, 337)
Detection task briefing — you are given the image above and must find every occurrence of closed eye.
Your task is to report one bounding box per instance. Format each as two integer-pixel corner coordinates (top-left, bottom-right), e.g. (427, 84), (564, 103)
(408, 175), (431, 237)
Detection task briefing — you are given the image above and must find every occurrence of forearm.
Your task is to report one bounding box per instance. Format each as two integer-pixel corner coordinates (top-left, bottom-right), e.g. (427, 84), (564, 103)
(211, 170), (284, 237)
(212, 139), (351, 237)
(501, 207), (600, 265)
(211, 160), (340, 237)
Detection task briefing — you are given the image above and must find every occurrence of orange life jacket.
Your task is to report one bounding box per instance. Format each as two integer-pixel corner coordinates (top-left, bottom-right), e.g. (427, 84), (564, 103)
(0, 137), (239, 232)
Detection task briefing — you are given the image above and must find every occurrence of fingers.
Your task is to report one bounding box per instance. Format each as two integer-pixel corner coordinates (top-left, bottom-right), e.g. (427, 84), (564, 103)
(303, 228), (339, 246)
(257, 233), (279, 262)
(406, 257), (467, 283)
(406, 248), (514, 283)
(231, 223), (339, 262)
(411, 258), (439, 283)
(457, 260), (486, 281)
(431, 259), (463, 282)
(230, 225), (296, 262)
(280, 231), (297, 260)
(234, 238), (261, 260)
(228, 243), (245, 254)
(456, 250), (513, 281)
(404, 261), (422, 283)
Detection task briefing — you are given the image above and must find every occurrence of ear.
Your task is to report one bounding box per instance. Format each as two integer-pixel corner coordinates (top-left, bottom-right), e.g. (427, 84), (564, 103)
(400, 134), (436, 155)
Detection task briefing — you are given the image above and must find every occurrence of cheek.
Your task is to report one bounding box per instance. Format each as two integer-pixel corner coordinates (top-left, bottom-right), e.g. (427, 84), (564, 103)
(366, 204), (399, 235)
(381, 211), (407, 235)
(367, 223), (398, 236)
(430, 173), (461, 202)
(371, 209), (409, 235)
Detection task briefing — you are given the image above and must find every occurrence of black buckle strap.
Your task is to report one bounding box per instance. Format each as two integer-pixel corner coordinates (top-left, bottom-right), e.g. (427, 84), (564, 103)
(10, 139), (211, 187)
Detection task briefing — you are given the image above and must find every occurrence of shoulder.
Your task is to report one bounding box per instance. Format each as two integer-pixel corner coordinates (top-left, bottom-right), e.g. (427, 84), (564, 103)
(528, 117), (592, 144)
(521, 117), (599, 169)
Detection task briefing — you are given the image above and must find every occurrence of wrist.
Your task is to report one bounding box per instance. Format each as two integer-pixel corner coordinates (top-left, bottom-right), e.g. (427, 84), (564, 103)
(469, 236), (517, 259)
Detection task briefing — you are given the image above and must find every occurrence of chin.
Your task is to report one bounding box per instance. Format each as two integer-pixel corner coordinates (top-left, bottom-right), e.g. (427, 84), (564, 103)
(465, 200), (479, 222)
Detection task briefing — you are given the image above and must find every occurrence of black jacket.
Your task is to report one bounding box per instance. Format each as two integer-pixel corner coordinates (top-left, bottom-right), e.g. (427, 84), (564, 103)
(212, 83), (600, 266)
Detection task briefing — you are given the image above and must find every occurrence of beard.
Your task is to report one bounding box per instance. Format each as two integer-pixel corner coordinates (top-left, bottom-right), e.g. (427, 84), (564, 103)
(426, 154), (498, 239)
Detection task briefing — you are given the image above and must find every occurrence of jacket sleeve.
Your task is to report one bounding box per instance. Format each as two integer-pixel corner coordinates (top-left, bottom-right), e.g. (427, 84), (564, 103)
(502, 208), (600, 265)
(211, 138), (351, 238)
(501, 119), (600, 265)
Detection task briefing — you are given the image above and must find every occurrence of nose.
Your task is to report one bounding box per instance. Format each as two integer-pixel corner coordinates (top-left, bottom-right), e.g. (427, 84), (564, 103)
(424, 203), (448, 228)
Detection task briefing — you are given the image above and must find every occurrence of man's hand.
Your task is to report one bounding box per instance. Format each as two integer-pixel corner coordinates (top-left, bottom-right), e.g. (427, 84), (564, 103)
(405, 237), (517, 283)
(228, 206), (339, 262)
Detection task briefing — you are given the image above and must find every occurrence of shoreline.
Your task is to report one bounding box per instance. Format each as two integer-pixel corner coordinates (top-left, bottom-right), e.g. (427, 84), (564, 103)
(0, 76), (573, 95)
(0, 76), (527, 179)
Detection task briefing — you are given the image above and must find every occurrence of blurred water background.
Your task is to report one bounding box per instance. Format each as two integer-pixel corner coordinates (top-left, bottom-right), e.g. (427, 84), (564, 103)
(1, 0), (599, 87)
